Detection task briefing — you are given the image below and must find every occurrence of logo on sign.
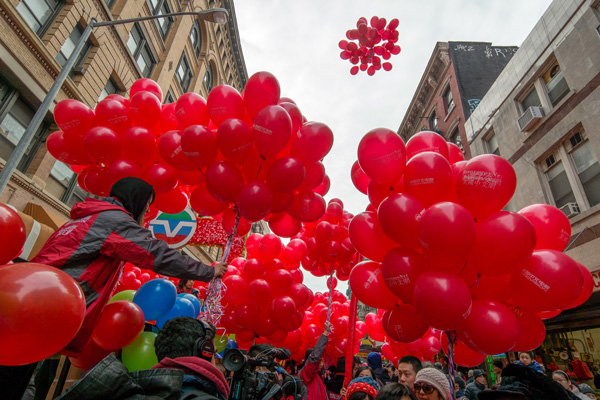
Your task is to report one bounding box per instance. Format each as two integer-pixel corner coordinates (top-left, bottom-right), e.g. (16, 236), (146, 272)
(149, 207), (198, 249)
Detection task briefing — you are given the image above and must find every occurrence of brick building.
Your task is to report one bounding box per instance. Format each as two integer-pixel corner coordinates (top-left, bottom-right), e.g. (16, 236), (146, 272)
(465, 0), (600, 368)
(0, 0), (247, 262)
(397, 41), (518, 159)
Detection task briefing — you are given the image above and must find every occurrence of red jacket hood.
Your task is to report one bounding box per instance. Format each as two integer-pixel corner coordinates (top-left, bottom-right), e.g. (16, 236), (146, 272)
(70, 198), (129, 219)
(152, 357), (230, 398)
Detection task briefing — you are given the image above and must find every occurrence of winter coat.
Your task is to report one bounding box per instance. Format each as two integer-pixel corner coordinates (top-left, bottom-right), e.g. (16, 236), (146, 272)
(464, 381), (486, 400)
(31, 197), (215, 356)
(152, 357), (229, 400)
(513, 360), (545, 374)
(300, 334), (329, 400)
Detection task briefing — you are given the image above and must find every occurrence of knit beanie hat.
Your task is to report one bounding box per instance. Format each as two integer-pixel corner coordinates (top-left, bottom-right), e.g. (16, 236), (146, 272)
(415, 368), (451, 400)
(367, 352), (382, 370)
(346, 376), (380, 399)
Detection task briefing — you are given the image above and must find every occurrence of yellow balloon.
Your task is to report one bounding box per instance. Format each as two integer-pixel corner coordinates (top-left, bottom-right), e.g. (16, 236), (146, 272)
(108, 290), (136, 303)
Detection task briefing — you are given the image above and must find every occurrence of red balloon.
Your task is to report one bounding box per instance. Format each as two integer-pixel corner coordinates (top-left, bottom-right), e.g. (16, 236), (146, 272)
(252, 105), (292, 158)
(510, 250), (583, 312)
(566, 263), (594, 309)
(404, 152), (452, 208)
(95, 98), (131, 135)
(54, 99), (97, 138)
(287, 191), (326, 222)
(357, 128), (406, 185)
(92, 301), (144, 350)
(271, 296), (296, 322)
(160, 103), (180, 132)
(519, 204), (571, 251)
(447, 142), (465, 164)
(237, 181), (273, 222)
(418, 202), (476, 271)
(83, 165), (112, 196)
(268, 213), (302, 238)
(259, 234), (283, 262)
(349, 261), (399, 309)
(279, 102), (303, 133)
(122, 127), (156, 167)
(223, 275), (248, 305)
(313, 175), (331, 197)
(297, 162), (326, 192)
(175, 93), (210, 128)
(266, 157), (305, 193)
(381, 304), (429, 343)
(377, 193), (424, 249)
(289, 283), (310, 308)
(205, 161), (244, 203)
(177, 170), (204, 186)
(107, 159), (141, 184)
(367, 178), (403, 208)
(246, 233), (262, 259)
(290, 122), (334, 164)
(129, 91), (161, 129)
(217, 118), (253, 164)
(0, 204), (26, 265)
(442, 336), (487, 368)
(456, 154), (517, 220)
(235, 304), (259, 330)
(190, 182), (228, 216)
(221, 207), (251, 236)
(47, 131), (92, 165)
(181, 125), (218, 167)
(511, 309), (546, 351)
(469, 274), (511, 302)
(351, 160), (370, 195)
(414, 271), (472, 331)
(244, 71), (281, 118)
(460, 299), (520, 355)
(0, 263), (86, 365)
(153, 188), (188, 214)
(381, 248), (428, 303)
(158, 130), (198, 171)
(466, 211), (536, 276)
(349, 211), (396, 262)
(284, 239), (308, 265)
(143, 163), (177, 194)
(406, 131), (449, 160)
(207, 85), (245, 126)
(130, 78), (163, 103)
(255, 310), (277, 338)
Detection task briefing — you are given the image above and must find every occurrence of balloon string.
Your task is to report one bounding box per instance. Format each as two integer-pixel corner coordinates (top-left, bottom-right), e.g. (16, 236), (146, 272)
(325, 269), (335, 323)
(204, 209), (241, 326)
(445, 330), (457, 382)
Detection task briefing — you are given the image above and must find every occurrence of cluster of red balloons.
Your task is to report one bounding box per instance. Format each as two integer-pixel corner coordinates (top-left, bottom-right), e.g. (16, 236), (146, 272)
(114, 262), (172, 293)
(348, 129), (592, 366)
(47, 72), (334, 236)
(340, 16), (401, 76)
(288, 198), (360, 281)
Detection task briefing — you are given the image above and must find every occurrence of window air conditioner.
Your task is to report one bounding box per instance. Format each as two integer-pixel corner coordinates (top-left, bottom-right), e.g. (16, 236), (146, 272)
(559, 202), (580, 218)
(518, 106), (544, 132)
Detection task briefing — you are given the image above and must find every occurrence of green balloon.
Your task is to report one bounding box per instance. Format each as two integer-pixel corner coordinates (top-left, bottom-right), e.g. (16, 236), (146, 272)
(121, 332), (158, 371)
(215, 334), (228, 353)
(108, 290), (136, 303)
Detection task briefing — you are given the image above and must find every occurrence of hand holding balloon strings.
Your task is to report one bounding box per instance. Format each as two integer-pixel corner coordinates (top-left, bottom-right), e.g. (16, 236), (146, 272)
(203, 208), (241, 326)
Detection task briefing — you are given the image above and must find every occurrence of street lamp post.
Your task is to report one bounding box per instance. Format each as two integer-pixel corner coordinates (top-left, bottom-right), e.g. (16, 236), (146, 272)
(0, 8), (229, 195)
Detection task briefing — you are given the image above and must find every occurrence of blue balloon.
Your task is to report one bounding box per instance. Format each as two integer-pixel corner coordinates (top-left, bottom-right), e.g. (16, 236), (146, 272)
(178, 293), (201, 318)
(133, 279), (177, 321)
(155, 297), (196, 329)
(226, 338), (238, 349)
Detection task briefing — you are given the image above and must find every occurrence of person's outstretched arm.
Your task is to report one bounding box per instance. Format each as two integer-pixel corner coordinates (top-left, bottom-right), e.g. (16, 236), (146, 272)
(301, 323), (331, 383)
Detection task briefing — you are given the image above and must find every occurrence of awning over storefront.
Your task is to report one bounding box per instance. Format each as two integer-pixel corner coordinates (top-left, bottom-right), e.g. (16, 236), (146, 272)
(544, 291), (600, 331)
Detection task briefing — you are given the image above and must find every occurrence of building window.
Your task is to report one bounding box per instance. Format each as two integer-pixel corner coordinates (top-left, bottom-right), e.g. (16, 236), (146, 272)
(127, 24), (156, 78)
(485, 132), (500, 156)
(164, 90), (175, 104)
(104, 0), (116, 8)
(542, 131), (600, 211)
(429, 109), (438, 131)
(0, 94), (48, 172)
(190, 20), (202, 58)
(177, 53), (193, 92)
(47, 161), (89, 206)
(450, 128), (463, 153)
(543, 62), (570, 107)
(17, 0), (62, 35)
(203, 63), (214, 93)
(147, 0), (173, 40)
(443, 86), (454, 113)
(520, 87), (541, 112)
(56, 23), (92, 77)
(98, 77), (120, 102)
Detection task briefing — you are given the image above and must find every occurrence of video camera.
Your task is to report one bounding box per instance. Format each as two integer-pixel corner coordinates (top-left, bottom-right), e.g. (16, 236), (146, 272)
(223, 348), (302, 400)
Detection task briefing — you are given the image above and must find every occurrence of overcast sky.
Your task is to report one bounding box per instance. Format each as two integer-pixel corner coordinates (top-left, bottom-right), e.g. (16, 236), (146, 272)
(234, 0), (553, 294)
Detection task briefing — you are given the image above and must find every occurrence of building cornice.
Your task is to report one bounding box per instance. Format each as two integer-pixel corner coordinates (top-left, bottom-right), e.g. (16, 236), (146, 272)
(221, 0), (247, 87)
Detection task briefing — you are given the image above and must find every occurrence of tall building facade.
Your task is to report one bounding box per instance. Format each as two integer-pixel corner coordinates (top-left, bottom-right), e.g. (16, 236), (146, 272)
(0, 0), (247, 262)
(398, 41), (518, 159)
(466, 0), (600, 368)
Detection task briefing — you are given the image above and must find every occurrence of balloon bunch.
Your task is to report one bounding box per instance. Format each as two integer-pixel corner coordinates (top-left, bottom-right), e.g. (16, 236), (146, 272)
(339, 16), (401, 76)
(290, 198), (360, 281)
(348, 129), (592, 366)
(47, 72), (334, 238)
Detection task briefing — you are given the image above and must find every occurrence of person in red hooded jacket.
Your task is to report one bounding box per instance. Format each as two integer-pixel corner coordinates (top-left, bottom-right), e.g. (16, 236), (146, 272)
(301, 322), (331, 400)
(2, 177), (227, 399)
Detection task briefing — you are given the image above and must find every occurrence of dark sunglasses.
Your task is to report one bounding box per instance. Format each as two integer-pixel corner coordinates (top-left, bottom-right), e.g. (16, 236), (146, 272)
(414, 383), (435, 394)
